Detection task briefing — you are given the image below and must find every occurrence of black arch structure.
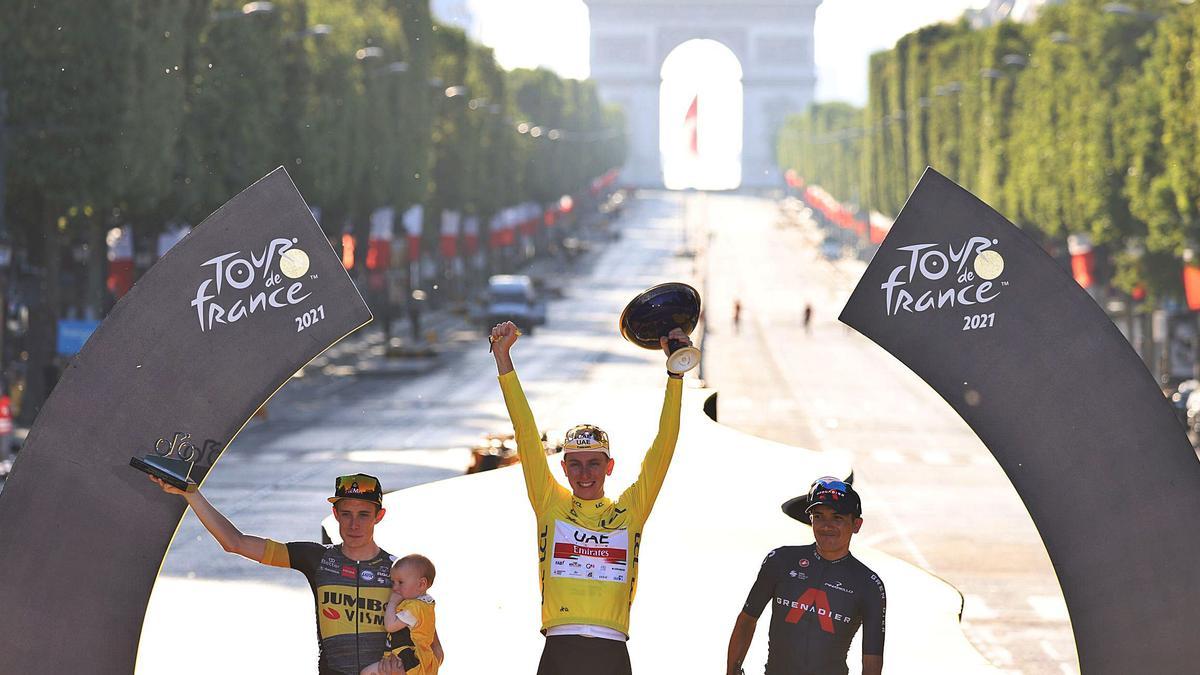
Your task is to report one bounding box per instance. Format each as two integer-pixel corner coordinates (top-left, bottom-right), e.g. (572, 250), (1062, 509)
(0, 168), (372, 673)
(839, 168), (1200, 674)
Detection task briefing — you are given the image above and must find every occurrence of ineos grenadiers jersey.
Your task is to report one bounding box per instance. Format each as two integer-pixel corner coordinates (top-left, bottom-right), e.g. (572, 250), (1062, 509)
(262, 540), (396, 675)
(743, 544), (885, 675)
(498, 370), (682, 637)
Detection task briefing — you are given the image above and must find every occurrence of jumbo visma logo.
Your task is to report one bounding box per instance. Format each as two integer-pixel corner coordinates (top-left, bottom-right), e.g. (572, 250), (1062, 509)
(190, 237), (314, 331)
(319, 591), (386, 626)
(879, 235), (1007, 318)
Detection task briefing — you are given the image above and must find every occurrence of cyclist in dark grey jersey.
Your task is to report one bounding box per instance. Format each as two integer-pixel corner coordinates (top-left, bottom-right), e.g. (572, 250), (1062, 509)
(151, 472), (418, 674)
(727, 478), (885, 675)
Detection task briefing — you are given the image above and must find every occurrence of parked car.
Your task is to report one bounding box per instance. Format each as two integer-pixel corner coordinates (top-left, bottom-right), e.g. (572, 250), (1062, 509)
(819, 238), (843, 260)
(485, 274), (547, 334)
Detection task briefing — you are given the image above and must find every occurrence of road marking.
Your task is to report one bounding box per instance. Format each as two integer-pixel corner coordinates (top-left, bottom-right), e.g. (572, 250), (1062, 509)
(920, 450), (952, 465)
(1028, 595), (1070, 621)
(972, 453), (997, 467)
(1040, 639), (1062, 660)
(962, 594), (999, 620)
(871, 449), (905, 464)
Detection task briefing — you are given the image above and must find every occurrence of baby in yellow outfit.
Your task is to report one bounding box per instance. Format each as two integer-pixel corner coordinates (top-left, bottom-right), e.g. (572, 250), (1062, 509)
(360, 554), (441, 675)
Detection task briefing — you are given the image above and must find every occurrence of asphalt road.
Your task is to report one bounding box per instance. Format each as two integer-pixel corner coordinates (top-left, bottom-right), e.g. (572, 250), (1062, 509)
(698, 191), (1078, 675)
(136, 191), (706, 672)
(0, 189), (1076, 674)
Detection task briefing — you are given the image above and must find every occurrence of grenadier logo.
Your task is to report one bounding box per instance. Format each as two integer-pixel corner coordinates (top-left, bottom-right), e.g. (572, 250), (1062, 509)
(781, 588), (853, 633)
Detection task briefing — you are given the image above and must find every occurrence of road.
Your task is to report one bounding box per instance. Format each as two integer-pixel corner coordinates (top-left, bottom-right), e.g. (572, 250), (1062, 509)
(698, 191), (1078, 675)
(137, 192), (710, 672)
(2, 189), (1070, 673)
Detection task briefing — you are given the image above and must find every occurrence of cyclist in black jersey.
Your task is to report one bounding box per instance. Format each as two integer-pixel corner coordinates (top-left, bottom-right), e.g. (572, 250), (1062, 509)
(151, 472), (433, 674)
(726, 477), (885, 675)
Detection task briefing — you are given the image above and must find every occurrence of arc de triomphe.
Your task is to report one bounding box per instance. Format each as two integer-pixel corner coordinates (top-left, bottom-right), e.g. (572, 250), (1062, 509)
(584, 0), (821, 189)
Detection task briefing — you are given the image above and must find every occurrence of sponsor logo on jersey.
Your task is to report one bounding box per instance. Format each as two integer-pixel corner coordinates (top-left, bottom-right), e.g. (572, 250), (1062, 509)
(550, 520), (629, 583)
(318, 590), (388, 633)
(798, 558), (810, 568)
(361, 570), (375, 582)
(788, 570), (808, 580)
(825, 580), (854, 594)
(777, 589), (852, 633)
(342, 564), (356, 579)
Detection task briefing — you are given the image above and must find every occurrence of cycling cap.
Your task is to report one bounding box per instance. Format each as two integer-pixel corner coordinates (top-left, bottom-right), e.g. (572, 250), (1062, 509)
(328, 473), (384, 507)
(781, 476), (861, 524)
(562, 424), (611, 457)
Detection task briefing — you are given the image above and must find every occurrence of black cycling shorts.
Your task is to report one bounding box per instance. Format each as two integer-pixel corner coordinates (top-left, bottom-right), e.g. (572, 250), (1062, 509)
(536, 635), (632, 675)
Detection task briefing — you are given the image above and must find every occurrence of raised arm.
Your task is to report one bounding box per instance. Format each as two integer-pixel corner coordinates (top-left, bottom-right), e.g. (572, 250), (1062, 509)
(620, 329), (687, 514)
(148, 475), (268, 562)
(492, 321), (559, 512)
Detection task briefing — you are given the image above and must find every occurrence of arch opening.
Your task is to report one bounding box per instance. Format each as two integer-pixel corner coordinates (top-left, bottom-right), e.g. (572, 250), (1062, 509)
(659, 39), (743, 191)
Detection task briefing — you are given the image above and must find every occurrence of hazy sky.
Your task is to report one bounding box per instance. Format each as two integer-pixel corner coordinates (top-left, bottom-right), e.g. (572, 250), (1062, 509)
(469, 0), (990, 105)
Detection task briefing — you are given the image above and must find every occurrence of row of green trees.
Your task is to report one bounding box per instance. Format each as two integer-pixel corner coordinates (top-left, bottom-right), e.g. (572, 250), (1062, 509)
(778, 0), (1199, 300)
(0, 0), (626, 418)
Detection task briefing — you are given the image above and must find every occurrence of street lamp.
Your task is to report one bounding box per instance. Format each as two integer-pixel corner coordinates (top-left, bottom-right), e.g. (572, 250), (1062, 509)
(1050, 31), (1072, 44)
(1101, 2), (1162, 19)
(443, 85), (468, 99)
(212, 1), (275, 21)
(355, 46), (383, 61)
(287, 23), (332, 41)
(1001, 53), (1028, 68)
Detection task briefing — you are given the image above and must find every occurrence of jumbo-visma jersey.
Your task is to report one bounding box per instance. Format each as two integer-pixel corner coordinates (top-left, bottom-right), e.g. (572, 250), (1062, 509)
(498, 370), (682, 637)
(262, 540), (395, 675)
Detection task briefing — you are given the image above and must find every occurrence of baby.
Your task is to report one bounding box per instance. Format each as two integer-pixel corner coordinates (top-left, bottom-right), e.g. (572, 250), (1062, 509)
(362, 554), (441, 675)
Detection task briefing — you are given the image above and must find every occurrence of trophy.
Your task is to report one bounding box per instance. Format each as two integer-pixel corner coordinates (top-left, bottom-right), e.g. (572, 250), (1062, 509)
(130, 432), (200, 492)
(620, 282), (702, 374)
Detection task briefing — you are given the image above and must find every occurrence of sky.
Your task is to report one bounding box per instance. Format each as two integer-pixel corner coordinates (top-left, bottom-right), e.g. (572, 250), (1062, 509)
(468, 0), (991, 106)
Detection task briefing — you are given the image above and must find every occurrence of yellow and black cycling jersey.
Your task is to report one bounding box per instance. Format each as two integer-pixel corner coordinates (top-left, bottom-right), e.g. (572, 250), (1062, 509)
(498, 369), (682, 637)
(262, 539), (396, 675)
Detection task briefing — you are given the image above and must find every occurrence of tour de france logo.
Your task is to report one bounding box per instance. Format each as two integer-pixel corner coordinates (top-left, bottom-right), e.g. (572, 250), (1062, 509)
(879, 235), (1008, 331)
(190, 237), (318, 332)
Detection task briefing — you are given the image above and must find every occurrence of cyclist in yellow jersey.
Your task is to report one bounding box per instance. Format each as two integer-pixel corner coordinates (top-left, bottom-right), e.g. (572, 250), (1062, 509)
(489, 320), (687, 675)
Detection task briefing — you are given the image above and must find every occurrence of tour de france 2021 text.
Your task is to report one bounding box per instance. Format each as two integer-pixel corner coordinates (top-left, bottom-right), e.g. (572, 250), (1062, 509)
(295, 304), (326, 333)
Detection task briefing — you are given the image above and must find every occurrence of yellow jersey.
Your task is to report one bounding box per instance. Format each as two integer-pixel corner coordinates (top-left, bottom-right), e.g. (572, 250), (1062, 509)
(498, 370), (682, 636)
(385, 595), (439, 674)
